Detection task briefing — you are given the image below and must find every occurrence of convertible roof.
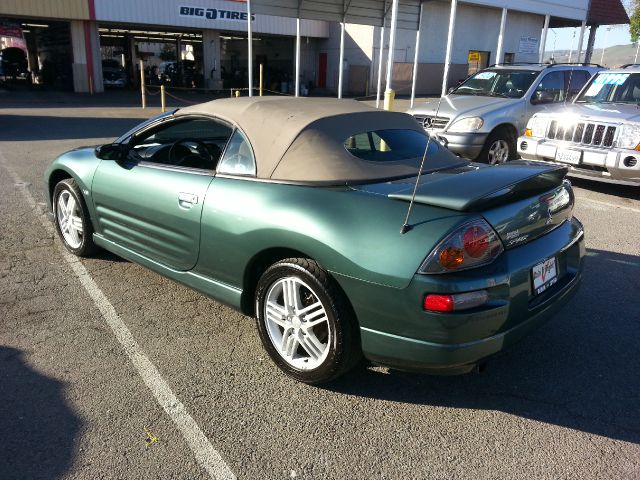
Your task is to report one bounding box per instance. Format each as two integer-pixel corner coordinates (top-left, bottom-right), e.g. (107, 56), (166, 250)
(178, 97), (455, 183)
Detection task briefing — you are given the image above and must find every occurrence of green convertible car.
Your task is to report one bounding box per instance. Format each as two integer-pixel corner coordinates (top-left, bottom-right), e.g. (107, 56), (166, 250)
(45, 97), (584, 384)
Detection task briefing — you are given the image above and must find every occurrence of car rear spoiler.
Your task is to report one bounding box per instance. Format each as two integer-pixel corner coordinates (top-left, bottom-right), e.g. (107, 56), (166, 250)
(388, 162), (568, 212)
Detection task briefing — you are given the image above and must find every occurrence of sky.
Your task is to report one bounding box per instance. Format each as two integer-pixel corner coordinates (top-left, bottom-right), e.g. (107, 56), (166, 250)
(545, 23), (632, 54)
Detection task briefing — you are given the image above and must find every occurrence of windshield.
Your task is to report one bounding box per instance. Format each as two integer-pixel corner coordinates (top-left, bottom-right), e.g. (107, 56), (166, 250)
(576, 72), (640, 104)
(452, 69), (539, 98)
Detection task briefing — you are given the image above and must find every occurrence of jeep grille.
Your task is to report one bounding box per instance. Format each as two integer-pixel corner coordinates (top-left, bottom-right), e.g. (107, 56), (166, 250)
(547, 120), (616, 148)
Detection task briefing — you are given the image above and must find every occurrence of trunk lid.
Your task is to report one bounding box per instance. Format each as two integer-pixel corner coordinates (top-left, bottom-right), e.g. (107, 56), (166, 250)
(370, 161), (573, 249)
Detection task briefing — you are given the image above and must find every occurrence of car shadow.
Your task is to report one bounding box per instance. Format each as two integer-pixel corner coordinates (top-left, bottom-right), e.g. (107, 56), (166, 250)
(0, 347), (82, 480)
(571, 177), (640, 200)
(0, 114), (144, 142)
(326, 248), (640, 444)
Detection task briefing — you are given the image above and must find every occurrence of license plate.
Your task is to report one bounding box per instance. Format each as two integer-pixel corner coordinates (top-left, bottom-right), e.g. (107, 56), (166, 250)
(555, 149), (582, 165)
(532, 257), (558, 295)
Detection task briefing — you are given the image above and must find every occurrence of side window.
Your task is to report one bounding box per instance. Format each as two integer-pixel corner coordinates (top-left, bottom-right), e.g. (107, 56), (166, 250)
(565, 70), (590, 99)
(532, 71), (566, 103)
(129, 117), (232, 170)
(217, 129), (256, 176)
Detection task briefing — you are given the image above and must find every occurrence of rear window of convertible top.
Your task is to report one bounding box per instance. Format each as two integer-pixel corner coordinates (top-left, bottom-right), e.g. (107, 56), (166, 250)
(343, 129), (438, 162)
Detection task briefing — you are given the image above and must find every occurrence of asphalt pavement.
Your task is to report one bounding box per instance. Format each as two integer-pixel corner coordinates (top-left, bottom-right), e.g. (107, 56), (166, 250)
(0, 90), (639, 479)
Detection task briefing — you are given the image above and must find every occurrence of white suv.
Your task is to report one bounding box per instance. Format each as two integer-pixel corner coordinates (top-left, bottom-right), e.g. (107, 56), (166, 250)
(518, 67), (640, 186)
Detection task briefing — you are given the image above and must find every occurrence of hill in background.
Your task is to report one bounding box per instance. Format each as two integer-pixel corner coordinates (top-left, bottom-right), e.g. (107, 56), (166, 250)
(547, 43), (638, 67)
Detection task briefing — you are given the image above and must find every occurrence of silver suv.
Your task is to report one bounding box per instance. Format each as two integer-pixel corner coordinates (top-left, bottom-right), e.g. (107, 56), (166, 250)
(518, 67), (640, 186)
(408, 63), (602, 164)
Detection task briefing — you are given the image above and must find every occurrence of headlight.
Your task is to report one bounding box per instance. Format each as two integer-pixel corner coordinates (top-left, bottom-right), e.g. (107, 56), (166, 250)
(447, 117), (484, 133)
(616, 124), (640, 150)
(525, 117), (548, 138)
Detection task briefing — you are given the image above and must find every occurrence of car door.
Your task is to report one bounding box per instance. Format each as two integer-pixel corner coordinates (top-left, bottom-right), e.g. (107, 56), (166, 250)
(91, 116), (233, 271)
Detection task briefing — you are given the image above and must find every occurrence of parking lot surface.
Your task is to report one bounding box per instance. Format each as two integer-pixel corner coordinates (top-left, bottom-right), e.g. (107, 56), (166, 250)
(1, 91), (639, 479)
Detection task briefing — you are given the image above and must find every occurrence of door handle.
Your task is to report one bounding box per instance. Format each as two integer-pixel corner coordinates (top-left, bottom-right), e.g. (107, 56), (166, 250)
(178, 192), (198, 209)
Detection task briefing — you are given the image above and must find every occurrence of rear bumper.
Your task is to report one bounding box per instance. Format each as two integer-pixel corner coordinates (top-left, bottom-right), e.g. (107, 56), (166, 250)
(338, 217), (585, 374)
(362, 265), (580, 373)
(436, 131), (488, 160)
(517, 136), (640, 186)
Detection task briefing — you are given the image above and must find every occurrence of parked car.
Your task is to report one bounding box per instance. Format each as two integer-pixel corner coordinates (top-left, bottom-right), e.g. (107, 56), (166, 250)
(408, 63), (602, 164)
(44, 98), (584, 384)
(0, 47), (30, 83)
(101, 59), (127, 88)
(158, 60), (201, 87)
(518, 67), (640, 186)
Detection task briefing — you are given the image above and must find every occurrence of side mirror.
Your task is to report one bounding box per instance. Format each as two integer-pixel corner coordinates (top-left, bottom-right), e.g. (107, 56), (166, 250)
(95, 143), (127, 160)
(531, 90), (555, 105)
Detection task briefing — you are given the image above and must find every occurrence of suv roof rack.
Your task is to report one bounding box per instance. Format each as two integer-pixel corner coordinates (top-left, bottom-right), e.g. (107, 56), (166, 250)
(486, 62), (602, 69)
(487, 62), (547, 67)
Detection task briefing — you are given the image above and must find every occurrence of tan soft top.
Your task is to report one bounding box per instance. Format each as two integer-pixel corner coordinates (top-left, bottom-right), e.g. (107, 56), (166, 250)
(178, 97), (457, 183)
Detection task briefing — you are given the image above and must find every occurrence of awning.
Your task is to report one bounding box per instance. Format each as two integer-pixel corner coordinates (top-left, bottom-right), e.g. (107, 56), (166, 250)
(250, 0), (422, 30)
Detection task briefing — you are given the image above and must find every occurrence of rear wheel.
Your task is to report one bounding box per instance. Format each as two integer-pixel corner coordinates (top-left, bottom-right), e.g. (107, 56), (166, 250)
(53, 178), (97, 257)
(255, 258), (360, 384)
(479, 127), (516, 165)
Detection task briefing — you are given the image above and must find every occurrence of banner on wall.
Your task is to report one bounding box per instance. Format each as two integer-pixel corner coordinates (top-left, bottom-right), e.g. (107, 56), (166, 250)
(518, 36), (539, 55)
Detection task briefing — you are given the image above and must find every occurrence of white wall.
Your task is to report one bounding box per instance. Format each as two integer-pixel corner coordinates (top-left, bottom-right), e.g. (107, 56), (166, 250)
(94, 0), (329, 38)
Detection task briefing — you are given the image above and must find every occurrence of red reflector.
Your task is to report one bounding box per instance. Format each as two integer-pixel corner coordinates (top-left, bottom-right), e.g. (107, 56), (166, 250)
(423, 294), (454, 312)
(463, 225), (489, 258)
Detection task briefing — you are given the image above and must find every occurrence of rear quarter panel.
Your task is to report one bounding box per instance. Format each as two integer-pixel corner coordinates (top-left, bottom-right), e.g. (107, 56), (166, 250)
(195, 177), (470, 291)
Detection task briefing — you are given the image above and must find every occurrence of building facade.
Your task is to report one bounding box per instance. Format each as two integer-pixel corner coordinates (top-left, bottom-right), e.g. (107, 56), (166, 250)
(0, 0), (624, 96)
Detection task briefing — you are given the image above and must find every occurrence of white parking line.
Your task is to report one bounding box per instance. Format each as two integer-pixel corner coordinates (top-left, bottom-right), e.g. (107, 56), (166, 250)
(577, 196), (640, 214)
(0, 152), (236, 480)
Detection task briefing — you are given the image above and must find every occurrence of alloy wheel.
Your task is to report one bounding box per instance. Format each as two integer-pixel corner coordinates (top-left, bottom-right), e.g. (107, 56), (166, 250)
(56, 190), (84, 249)
(487, 139), (510, 164)
(264, 276), (331, 370)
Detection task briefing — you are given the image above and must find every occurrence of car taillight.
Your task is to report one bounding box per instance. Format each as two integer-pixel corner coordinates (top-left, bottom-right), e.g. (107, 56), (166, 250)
(419, 219), (504, 274)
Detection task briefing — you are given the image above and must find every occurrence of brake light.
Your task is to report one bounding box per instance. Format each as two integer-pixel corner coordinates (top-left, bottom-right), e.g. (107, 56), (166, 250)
(419, 219), (504, 274)
(463, 225), (489, 258)
(423, 294), (454, 312)
(423, 290), (489, 312)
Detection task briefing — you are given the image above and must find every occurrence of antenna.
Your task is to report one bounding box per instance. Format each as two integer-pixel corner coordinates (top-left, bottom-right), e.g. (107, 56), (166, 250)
(400, 93), (447, 234)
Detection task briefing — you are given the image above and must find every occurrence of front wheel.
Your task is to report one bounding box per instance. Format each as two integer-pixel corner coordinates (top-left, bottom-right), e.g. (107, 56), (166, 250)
(255, 258), (360, 384)
(53, 178), (97, 257)
(479, 128), (516, 165)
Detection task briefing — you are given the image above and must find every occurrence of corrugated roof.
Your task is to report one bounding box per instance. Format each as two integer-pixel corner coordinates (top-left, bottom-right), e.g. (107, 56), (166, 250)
(587, 0), (629, 25)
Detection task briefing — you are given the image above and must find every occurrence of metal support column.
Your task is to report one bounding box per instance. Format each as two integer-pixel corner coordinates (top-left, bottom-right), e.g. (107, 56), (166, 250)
(295, 16), (301, 96)
(539, 15), (550, 63)
(409, 2), (423, 109)
(338, 19), (345, 98)
(576, 20), (586, 63)
(375, 7), (387, 108)
(247, 0), (253, 96)
(383, 0), (399, 110)
(495, 8), (507, 65)
(441, 0), (458, 97)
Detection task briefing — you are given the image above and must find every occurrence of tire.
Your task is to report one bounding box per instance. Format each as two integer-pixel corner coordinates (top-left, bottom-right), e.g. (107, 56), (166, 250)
(478, 127), (516, 165)
(255, 258), (361, 384)
(52, 178), (98, 257)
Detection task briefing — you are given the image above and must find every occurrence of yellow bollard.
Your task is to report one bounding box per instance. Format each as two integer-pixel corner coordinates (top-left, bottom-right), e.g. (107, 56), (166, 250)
(259, 63), (263, 97)
(381, 89), (395, 151)
(160, 85), (166, 112)
(383, 88), (395, 111)
(235, 89), (240, 98)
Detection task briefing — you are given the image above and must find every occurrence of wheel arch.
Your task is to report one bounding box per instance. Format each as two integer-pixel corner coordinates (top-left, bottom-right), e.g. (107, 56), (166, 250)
(240, 247), (311, 316)
(48, 168), (74, 205)
(490, 122), (519, 141)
